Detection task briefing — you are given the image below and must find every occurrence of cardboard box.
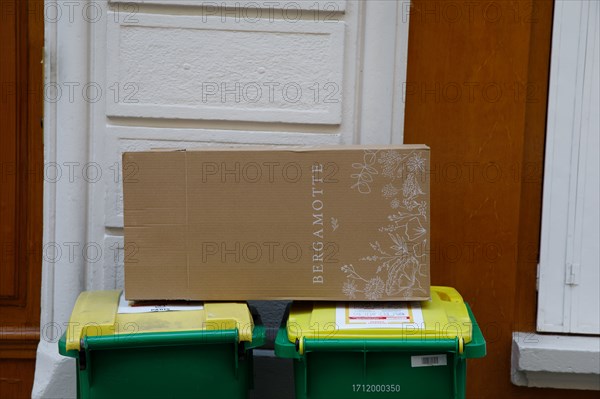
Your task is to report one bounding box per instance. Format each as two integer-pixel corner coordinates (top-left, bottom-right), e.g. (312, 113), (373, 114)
(123, 146), (430, 301)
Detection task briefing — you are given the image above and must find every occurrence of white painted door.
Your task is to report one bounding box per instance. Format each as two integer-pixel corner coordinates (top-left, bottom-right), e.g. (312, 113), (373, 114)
(86, 0), (411, 291)
(34, 2), (411, 397)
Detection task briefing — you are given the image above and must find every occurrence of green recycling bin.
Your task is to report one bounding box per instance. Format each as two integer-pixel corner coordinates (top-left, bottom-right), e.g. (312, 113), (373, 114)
(275, 286), (486, 399)
(58, 290), (265, 399)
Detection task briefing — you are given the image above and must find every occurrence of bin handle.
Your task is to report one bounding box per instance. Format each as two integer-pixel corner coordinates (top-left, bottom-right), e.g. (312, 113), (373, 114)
(82, 329), (239, 350)
(301, 337), (461, 354)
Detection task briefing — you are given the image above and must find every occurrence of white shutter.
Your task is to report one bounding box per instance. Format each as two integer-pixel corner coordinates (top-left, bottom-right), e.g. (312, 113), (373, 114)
(538, 0), (599, 334)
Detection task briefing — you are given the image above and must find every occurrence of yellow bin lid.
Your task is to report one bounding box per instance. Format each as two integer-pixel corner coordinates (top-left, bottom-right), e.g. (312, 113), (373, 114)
(287, 286), (473, 344)
(65, 290), (254, 351)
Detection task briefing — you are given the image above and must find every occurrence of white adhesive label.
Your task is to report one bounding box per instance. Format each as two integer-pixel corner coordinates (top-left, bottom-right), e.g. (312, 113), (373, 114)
(411, 354), (448, 367)
(117, 293), (204, 314)
(335, 302), (424, 329)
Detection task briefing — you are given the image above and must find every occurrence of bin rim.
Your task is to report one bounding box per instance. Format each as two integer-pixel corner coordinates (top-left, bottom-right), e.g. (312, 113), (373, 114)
(274, 302), (486, 359)
(59, 305), (266, 357)
(64, 290), (261, 351)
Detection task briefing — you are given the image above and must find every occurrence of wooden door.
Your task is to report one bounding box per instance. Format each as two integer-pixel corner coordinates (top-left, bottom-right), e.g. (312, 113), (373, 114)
(0, 0), (44, 397)
(404, 0), (598, 397)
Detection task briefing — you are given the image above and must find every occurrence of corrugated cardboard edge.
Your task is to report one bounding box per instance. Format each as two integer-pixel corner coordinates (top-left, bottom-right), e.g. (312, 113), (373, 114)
(184, 152), (190, 294)
(144, 144), (430, 153)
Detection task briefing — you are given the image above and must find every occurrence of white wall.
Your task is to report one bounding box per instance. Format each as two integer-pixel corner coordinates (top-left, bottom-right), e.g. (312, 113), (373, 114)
(33, 1), (411, 397)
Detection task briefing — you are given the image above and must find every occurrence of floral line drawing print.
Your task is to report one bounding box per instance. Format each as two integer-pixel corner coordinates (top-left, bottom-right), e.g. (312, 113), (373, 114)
(343, 150), (428, 299)
(341, 233), (428, 299)
(382, 183), (400, 199)
(331, 217), (339, 232)
(341, 265), (386, 300)
(379, 150), (405, 178)
(350, 150), (378, 194)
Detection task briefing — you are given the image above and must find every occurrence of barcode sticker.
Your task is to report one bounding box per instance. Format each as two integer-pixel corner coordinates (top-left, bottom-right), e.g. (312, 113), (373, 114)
(411, 354), (447, 367)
